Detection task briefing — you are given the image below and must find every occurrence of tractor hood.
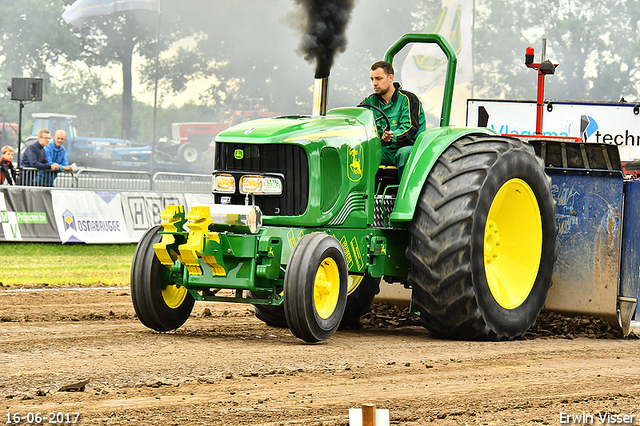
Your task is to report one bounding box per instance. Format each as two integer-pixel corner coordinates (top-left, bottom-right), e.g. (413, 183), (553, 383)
(214, 107), (376, 146)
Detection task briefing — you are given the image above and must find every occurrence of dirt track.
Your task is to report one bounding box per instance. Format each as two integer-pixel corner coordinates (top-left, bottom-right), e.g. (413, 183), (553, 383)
(0, 286), (638, 425)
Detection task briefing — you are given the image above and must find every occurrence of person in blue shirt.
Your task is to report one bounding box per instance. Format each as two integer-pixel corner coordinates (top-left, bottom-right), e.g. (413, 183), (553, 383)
(21, 129), (60, 186)
(45, 130), (73, 173)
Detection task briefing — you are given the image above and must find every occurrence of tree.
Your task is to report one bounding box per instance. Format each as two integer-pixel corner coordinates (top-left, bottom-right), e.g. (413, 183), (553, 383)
(76, 9), (157, 140)
(0, 0), (81, 117)
(474, 0), (640, 102)
(135, 0), (444, 116)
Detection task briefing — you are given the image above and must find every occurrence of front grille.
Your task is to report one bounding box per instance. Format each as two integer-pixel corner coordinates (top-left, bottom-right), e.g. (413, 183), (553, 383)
(213, 143), (309, 216)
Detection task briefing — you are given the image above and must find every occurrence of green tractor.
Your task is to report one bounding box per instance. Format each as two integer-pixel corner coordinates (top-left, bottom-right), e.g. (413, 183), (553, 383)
(131, 33), (559, 342)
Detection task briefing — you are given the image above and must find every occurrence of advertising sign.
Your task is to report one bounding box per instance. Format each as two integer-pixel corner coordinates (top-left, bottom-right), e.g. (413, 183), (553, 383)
(51, 190), (130, 243)
(0, 188), (59, 242)
(466, 99), (640, 161)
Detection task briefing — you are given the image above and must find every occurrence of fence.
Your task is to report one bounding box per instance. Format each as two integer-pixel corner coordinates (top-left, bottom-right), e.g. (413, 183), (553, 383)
(10, 167), (212, 193)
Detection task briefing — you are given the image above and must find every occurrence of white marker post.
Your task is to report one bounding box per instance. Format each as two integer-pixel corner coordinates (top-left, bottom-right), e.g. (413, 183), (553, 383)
(349, 404), (390, 426)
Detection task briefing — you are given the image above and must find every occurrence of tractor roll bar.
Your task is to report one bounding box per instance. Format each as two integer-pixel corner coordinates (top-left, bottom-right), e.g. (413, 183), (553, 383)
(383, 33), (457, 128)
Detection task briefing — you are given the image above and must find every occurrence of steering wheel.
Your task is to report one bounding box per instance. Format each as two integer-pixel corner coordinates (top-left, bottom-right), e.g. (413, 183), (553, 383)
(358, 103), (391, 133)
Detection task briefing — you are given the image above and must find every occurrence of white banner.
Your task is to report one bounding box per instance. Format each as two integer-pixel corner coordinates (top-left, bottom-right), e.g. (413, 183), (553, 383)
(52, 191), (130, 244)
(466, 99), (640, 161)
(120, 192), (188, 242)
(400, 0), (473, 97)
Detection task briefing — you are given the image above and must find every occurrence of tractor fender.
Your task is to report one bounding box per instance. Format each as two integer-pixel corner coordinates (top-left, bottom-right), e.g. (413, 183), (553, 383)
(389, 126), (497, 223)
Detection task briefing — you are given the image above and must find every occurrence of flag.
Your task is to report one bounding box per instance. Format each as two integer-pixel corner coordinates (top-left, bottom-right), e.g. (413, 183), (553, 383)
(62, 0), (158, 29)
(400, 0), (473, 97)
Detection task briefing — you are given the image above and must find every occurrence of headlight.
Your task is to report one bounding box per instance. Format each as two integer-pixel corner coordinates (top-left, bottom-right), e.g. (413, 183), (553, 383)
(239, 175), (263, 194)
(262, 176), (283, 194)
(239, 175), (283, 195)
(213, 173), (235, 193)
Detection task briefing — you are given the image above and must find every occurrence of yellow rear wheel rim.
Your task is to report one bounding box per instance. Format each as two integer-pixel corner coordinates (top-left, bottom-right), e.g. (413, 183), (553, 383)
(484, 178), (542, 309)
(162, 284), (188, 309)
(314, 257), (341, 319)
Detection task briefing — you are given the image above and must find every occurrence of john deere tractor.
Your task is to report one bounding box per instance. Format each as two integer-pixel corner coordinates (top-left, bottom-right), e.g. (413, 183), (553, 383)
(130, 33), (565, 342)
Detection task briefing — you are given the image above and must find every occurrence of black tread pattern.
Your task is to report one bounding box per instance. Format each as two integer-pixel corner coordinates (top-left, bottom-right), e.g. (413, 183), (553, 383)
(284, 232), (347, 343)
(406, 135), (556, 340)
(130, 225), (194, 331)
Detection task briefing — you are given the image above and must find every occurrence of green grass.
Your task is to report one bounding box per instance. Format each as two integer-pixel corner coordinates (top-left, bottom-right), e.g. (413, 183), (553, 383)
(0, 243), (137, 286)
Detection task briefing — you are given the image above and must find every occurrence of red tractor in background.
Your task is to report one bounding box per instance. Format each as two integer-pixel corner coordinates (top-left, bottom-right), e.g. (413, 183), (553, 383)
(157, 106), (280, 171)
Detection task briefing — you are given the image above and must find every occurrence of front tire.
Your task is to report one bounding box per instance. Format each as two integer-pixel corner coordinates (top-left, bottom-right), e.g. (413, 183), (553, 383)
(284, 233), (348, 343)
(131, 225), (195, 331)
(406, 135), (557, 340)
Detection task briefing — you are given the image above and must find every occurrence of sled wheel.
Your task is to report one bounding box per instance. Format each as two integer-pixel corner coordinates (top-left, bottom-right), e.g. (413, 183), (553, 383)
(249, 289), (288, 328)
(284, 232), (348, 343)
(130, 225), (195, 331)
(177, 143), (199, 164)
(339, 274), (381, 329)
(406, 135), (557, 340)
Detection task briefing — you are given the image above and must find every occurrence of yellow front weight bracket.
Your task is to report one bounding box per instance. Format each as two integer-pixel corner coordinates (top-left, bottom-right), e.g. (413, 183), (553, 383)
(177, 206), (213, 276)
(202, 232), (227, 277)
(153, 205), (187, 266)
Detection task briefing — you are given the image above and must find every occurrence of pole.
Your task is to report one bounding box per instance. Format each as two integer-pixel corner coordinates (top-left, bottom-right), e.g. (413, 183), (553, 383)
(150, 0), (162, 189)
(362, 404), (376, 426)
(16, 101), (24, 169)
(471, 0), (475, 99)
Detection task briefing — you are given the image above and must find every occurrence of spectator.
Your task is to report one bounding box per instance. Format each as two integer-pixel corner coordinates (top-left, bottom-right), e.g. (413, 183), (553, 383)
(0, 145), (18, 185)
(45, 130), (73, 171)
(21, 129), (60, 186)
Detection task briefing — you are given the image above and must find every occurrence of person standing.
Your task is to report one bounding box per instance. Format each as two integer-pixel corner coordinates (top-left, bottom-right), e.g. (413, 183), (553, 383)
(0, 145), (18, 185)
(21, 129), (60, 186)
(45, 130), (73, 171)
(361, 60), (426, 180)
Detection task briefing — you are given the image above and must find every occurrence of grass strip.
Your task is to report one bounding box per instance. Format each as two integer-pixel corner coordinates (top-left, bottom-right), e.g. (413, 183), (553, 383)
(0, 243), (137, 286)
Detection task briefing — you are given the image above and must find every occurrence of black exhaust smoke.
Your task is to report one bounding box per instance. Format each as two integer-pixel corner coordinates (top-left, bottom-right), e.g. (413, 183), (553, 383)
(293, 0), (356, 79)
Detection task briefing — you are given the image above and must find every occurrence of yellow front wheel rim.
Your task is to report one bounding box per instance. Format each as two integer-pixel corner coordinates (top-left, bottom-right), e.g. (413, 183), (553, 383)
(162, 284), (188, 309)
(484, 178), (542, 309)
(314, 257), (341, 319)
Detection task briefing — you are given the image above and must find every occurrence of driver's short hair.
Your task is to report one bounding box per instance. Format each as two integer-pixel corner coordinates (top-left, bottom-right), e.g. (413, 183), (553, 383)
(371, 61), (394, 76)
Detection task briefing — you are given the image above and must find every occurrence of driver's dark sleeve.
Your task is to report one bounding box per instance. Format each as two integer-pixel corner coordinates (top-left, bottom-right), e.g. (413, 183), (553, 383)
(395, 90), (423, 147)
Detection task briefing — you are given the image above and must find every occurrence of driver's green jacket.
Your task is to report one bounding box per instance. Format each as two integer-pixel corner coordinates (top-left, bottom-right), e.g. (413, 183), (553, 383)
(361, 82), (426, 147)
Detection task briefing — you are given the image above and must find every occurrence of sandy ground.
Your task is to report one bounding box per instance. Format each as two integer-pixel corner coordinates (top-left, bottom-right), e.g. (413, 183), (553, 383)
(0, 286), (638, 426)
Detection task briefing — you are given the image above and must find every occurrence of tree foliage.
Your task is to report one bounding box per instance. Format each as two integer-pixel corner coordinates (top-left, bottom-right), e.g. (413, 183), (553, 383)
(475, 0), (640, 102)
(77, 9), (158, 140)
(0, 0), (81, 112)
(5, 0), (640, 149)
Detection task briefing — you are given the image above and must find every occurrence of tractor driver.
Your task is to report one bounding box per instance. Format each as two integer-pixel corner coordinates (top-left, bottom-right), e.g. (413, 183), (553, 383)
(362, 61), (426, 180)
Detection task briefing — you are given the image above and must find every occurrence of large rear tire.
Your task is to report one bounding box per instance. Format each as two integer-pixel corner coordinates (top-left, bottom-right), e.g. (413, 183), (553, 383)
(406, 135), (557, 340)
(131, 225), (195, 331)
(284, 233), (348, 343)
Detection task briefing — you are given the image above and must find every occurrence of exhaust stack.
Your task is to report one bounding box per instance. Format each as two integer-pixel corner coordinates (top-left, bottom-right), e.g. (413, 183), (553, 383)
(312, 76), (329, 116)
